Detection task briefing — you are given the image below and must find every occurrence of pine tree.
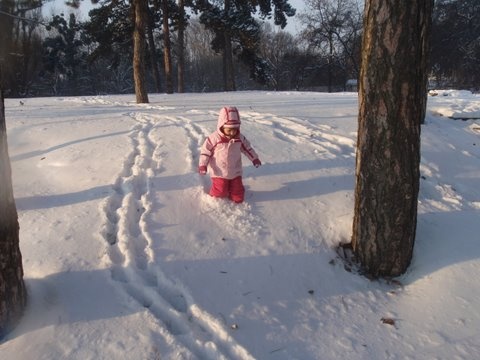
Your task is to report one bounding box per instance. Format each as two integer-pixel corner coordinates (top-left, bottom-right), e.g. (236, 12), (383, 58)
(352, 0), (433, 277)
(198, 0), (295, 91)
(43, 13), (84, 95)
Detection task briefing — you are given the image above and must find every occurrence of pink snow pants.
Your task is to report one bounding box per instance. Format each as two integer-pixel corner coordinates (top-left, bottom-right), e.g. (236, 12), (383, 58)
(210, 176), (245, 203)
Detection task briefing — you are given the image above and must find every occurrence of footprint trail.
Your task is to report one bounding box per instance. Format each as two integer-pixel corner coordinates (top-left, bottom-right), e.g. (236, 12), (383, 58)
(99, 111), (255, 360)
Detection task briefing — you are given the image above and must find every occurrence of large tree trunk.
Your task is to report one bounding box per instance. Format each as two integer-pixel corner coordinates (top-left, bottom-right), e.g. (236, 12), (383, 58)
(351, 0), (433, 277)
(0, 0), (15, 91)
(0, 0), (14, 50)
(133, 0), (149, 103)
(161, 0), (173, 94)
(0, 89), (27, 338)
(177, 0), (185, 93)
(223, 0), (235, 91)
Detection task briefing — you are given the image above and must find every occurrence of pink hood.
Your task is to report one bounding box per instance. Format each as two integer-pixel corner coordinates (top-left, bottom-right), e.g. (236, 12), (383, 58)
(217, 106), (241, 132)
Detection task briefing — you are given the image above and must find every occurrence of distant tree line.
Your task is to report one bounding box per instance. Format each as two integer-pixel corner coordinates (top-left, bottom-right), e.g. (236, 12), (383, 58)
(429, 0), (480, 90)
(0, 0), (478, 98)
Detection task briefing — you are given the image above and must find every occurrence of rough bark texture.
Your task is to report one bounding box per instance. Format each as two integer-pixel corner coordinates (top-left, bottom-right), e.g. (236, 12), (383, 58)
(133, 0), (149, 103)
(0, 89), (27, 338)
(352, 0), (433, 277)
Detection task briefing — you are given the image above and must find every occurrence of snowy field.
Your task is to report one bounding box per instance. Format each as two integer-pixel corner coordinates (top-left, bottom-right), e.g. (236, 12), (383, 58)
(1, 90), (479, 359)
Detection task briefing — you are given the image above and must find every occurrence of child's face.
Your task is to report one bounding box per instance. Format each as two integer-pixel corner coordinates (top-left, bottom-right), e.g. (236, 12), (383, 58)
(223, 127), (238, 138)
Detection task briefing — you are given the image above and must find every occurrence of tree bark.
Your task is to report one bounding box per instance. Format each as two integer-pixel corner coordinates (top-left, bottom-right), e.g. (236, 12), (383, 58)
(133, 0), (149, 103)
(0, 88), (27, 338)
(328, 31), (333, 93)
(351, 0), (433, 277)
(0, 0), (15, 89)
(177, 0), (185, 93)
(147, 7), (162, 93)
(161, 0), (173, 94)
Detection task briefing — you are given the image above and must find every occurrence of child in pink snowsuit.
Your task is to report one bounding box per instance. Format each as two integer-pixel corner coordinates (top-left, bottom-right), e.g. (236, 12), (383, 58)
(198, 106), (261, 203)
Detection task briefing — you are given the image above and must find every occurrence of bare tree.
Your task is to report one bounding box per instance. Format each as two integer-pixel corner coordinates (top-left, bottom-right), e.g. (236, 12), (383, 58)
(0, 87), (27, 338)
(300, 0), (363, 91)
(184, 19), (223, 91)
(351, 0), (433, 277)
(258, 23), (297, 90)
(430, 0), (480, 89)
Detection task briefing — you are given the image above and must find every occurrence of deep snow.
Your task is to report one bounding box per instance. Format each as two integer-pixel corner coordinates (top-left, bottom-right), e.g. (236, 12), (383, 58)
(1, 90), (479, 359)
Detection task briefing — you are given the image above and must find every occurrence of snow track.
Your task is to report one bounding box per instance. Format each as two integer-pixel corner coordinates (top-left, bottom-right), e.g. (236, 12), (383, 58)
(90, 99), (358, 359)
(91, 100), (359, 359)
(99, 111), (255, 360)
(243, 110), (356, 159)
(6, 92), (480, 360)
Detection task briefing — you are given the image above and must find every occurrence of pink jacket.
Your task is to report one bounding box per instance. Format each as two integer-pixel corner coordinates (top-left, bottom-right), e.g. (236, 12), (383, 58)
(199, 107), (259, 179)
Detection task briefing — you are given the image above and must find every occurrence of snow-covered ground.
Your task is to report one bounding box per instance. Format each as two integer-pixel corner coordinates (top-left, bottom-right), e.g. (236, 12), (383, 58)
(1, 90), (479, 359)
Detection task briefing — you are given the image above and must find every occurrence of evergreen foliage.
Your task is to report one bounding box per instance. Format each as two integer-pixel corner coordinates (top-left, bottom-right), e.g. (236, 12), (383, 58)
(198, 0), (295, 86)
(84, 0), (133, 68)
(0, 0), (477, 96)
(42, 13), (84, 95)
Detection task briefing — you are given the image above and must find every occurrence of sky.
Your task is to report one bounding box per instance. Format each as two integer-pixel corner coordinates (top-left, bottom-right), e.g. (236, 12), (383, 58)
(283, 0), (306, 34)
(1, 89), (479, 359)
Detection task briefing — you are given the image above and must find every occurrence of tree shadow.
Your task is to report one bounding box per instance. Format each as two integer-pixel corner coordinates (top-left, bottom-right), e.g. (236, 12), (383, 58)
(156, 251), (385, 359)
(403, 209), (480, 284)
(251, 174), (353, 202)
(153, 158), (354, 196)
(14, 156), (353, 212)
(15, 185), (113, 211)
(10, 130), (130, 162)
(2, 268), (140, 342)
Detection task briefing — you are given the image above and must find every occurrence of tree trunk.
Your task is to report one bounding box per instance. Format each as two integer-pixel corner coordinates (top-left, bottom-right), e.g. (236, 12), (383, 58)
(223, 0), (235, 91)
(351, 0), (433, 277)
(0, 89), (27, 338)
(161, 0), (173, 94)
(0, 0), (14, 50)
(133, 0), (149, 103)
(177, 0), (185, 93)
(147, 7), (162, 93)
(328, 31), (333, 93)
(0, 0), (15, 90)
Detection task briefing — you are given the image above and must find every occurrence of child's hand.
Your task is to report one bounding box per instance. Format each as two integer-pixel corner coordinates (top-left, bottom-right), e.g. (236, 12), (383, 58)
(253, 159), (261, 168)
(198, 165), (207, 175)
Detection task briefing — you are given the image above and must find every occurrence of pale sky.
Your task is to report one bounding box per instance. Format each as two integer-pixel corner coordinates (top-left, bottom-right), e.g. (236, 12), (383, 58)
(284, 0), (306, 34)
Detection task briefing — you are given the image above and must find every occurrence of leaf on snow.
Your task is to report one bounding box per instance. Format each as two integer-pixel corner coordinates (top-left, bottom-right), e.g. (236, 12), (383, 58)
(381, 317), (396, 326)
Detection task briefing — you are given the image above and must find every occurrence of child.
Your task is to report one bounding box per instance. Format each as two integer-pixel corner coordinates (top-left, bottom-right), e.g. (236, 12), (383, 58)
(198, 106), (261, 203)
